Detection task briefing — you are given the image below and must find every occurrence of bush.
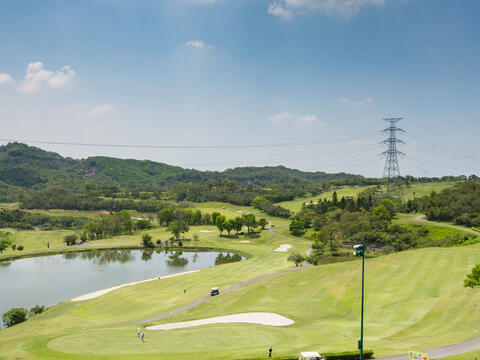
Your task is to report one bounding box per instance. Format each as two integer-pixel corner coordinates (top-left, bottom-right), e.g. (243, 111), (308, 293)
(2, 307), (28, 327)
(287, 253), (305, 267)
(142, 233), (154, 248)
(64, 234), (78, 246)
(30, 305), (45, 315)
(17, 244), (24, 251)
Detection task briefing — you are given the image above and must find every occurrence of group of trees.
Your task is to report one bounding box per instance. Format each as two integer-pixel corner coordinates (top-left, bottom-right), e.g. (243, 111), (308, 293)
(0, 208), (89, 230)
(211, 212), (266, 236)
(413, 181), (480, 227)
(2, 305), (44, 328)
(81, 211), (135, 241)
(290, 193), (425, 258)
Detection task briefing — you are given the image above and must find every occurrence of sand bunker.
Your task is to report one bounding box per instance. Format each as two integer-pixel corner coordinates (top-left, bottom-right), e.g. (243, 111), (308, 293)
(199, 230), (215, 233)
(146, 312), (294, 330)
(274, 244), (292, 252)
(239, 240), (251, 243)
(71, 270), (200, 302)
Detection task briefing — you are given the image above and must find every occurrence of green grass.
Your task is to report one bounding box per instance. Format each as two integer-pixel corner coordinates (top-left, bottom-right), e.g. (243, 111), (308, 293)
(277, 186), (375, 213)
(1, 236), (480, 359)
(2, 198), (480, 360)
(441, 349), (480, 360)
(394, 181), (456, 200)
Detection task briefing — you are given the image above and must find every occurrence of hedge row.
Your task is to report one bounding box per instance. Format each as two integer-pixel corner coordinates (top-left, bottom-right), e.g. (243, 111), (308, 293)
(245, 349), (374, 360)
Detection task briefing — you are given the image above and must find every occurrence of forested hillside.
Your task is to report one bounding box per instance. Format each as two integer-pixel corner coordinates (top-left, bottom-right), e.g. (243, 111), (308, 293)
(416, 181), (480, 227)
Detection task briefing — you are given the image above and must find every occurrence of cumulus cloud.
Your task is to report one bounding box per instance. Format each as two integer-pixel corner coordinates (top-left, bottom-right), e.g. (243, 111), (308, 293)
(18, 62), (76, 93)
(0, 73), (14, 86)
(185, 40), (215, 50)
(268, 0), (386, 18)
(267, 112), (325, 127)
(338, 96), (375, 107)
(88, 104), (115, 116)
(268, 2), (293, 19)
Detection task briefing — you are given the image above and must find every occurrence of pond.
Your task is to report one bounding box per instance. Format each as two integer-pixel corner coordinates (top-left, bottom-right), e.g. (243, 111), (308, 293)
(0, 249), (242, 328)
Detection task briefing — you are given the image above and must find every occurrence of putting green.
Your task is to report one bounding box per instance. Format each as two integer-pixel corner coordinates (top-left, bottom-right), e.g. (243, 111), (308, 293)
(47, 326), (282, 355)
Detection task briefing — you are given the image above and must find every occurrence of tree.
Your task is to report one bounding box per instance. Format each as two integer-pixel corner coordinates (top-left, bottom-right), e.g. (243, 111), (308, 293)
(242, 214), (257, 233)
(211, 212), (221, 225)
(2, 308), (28, 328)
(215, 215), (227, 235)
(167, 220), (189, 241)
(30, 305), (45, 315)
(464, 264), (480, 288)
(233, 216), (243, 234)
(287, 253), (305, 267)
(289, 220), (305, 236)
(258, 218), (268, 230)
(142, 233), (154, 248)
(157, 208), (174, 226)
(224, 219), (235, 236)
(64, 234), (77, 246)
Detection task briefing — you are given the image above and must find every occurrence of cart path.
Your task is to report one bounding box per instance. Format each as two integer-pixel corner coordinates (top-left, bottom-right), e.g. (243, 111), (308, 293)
(111, 264), (309, 327)
(379, 334), (480, 360)
(413, 215), (479, 235)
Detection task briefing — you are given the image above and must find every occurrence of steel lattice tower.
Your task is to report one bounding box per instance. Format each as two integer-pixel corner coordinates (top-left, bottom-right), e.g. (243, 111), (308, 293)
(381, 118), (405, 181)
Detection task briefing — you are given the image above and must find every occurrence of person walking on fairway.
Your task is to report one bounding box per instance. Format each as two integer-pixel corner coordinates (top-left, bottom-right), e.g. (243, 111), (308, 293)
(137, 327), (140, 338)
(268, 346), (272, 358)
(184, 288), (186, 294)
(141, 332), (145, 343)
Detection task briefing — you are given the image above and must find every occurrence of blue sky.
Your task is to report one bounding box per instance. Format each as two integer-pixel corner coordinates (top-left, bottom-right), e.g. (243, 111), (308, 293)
(0, 0), (479, 177)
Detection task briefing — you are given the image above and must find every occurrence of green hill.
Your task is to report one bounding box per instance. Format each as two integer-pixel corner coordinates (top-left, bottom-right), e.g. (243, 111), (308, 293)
(0, 143), (364, 191)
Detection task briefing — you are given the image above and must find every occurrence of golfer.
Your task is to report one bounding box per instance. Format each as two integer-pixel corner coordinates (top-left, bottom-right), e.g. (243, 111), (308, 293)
(141, 332), (145, 343)
(137, 327), (140, 338)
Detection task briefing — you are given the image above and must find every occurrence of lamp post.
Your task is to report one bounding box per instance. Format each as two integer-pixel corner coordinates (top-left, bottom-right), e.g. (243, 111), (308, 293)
(353, 244), (366, 360)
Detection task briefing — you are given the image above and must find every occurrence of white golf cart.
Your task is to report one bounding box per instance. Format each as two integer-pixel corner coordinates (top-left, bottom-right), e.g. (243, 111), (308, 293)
(299, 352), (325, 360)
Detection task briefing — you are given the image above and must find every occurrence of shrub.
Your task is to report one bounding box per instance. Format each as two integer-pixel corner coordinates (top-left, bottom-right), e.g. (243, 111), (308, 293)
(464, 264), (480, 288)
(11, 244), (16, 251)
(2, 307), (28, 327)
(30, 305), (45, 315)
(289, 220), (305, 236)
(287, 253), (305, 267)
(17, 245), (24, 251)
(64, 234), (78, 246)
(156, 239), (162, 246)
(142, 233), (154, 248)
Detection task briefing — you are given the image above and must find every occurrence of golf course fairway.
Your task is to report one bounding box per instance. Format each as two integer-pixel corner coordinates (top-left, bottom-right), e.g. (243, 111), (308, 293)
(0, 231), (479, 359)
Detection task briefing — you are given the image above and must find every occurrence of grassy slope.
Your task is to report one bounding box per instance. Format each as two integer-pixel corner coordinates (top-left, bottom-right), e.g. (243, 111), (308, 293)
(1, 239), (480, 359)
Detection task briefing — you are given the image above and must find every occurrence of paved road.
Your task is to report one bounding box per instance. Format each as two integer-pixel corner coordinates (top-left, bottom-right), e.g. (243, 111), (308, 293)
(413, 215), (479, 235)
(112, 265), (309, 327)
(379, 335), (480, 360)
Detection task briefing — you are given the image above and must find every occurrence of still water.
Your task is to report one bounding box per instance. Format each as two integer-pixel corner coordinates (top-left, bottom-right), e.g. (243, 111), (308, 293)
(0, 249), (242, 327)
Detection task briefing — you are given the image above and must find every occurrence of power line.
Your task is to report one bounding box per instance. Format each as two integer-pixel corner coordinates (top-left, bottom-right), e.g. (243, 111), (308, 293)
(0, 133), (380, 150)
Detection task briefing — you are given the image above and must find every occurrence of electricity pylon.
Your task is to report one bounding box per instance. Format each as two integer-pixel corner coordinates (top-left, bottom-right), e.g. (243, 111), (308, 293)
(381, 118), (405, 190)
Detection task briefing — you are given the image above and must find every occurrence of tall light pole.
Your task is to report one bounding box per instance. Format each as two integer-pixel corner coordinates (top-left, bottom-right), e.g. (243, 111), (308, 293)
(354, 244), (366, 360)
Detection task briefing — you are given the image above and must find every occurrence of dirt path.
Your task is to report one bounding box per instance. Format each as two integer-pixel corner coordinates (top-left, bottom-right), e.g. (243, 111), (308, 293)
(413, 215), (479, 235)
(111, 265), (309, 327)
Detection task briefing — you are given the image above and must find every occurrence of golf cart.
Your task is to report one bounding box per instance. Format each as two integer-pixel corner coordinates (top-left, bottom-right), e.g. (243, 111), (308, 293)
(299, 352), (325, 360)
(210, 287), (219, 296)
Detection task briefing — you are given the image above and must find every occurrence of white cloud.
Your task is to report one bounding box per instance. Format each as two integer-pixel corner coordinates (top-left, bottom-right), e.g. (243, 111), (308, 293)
(18, 62), (76, 94)
(267, 112), (324, 127)
(0, 73), (14, 86)
(268, 0), (386, 18)
(338, 96), (375, 107)
(88, 104), (115, 116)
(185, 40), (215, 50)
(268, 2), (293, 19)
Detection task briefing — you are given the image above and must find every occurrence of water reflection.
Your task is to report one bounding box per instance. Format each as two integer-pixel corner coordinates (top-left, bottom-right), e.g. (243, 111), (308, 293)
(167, 251), (189, 267)
(141, 250), (153, 262)
(63, 250), (135, 265)
(215, 252), (243, 265)
(0, 261), (11, 267)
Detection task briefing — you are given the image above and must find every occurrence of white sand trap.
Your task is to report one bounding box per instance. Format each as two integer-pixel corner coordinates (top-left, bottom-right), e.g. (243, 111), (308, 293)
(71, 270), (200, 302)
(199, 230), (215, 233)
(236, 210), (243, 213)
(239, 240), (251, 243)
(146, 312), (294, 330)
(274, 244), (292, 252)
